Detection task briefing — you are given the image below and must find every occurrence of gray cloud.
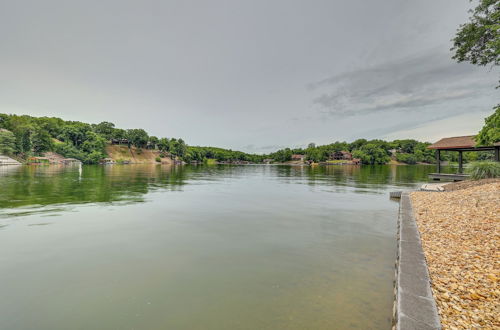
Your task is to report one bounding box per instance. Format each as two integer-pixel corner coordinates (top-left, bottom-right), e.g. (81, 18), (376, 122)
(309, 50), (497, 116)
(0, 0), (497, 152)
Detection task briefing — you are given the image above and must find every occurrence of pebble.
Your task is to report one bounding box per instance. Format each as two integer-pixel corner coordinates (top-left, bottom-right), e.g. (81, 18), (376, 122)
(411, 181), (500, 329)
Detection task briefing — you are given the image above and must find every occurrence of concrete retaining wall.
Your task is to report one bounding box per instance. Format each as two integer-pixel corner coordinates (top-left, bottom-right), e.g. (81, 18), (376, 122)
(393, 192), (441, 329)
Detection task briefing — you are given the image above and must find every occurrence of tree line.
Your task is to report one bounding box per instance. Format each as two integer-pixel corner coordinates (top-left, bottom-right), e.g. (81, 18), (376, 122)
(0, 114), (190, 164)
(0, 113), (496, 165)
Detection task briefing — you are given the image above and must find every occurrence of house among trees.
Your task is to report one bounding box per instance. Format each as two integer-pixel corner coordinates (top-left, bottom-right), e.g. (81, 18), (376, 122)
(291, 154), (305, 161)
(111, 138), (130, 145)
(330, 151), (352, 161)
(100, 158), (116, 164)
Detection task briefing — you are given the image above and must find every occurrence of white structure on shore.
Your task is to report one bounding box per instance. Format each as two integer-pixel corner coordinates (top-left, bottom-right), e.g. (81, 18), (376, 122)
(0, 155), (21, 165)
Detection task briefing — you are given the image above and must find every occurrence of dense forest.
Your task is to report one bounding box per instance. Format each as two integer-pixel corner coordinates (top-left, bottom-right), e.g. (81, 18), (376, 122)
(0, 113), (494, 165)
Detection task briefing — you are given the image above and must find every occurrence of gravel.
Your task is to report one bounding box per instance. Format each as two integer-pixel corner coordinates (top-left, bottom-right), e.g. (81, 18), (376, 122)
(410, 182), (499, 329)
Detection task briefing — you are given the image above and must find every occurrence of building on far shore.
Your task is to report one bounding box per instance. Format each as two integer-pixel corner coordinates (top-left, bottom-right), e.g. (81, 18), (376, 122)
(111, 138), (130, 145)
(330, 151), (353, 161)
(291, 154), (305, 161)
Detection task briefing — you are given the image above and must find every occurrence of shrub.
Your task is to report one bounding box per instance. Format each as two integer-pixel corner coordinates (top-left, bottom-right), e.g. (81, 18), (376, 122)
(0, 130), (16, 155)
(155, 156), (161, 162)
(395, 153), (417, 164)
(467, 161), (500, 180)
(84, 150), (105, 164)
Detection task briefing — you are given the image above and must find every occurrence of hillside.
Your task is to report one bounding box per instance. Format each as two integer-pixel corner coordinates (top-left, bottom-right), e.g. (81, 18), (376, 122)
(105, 145), (173, 164)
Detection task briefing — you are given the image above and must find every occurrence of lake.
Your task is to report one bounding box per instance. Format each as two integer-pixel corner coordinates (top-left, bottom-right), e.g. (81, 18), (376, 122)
(0, 164), (436, 329)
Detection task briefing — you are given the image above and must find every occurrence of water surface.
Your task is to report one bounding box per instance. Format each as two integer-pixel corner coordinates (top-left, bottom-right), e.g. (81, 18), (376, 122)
(0, 164), (435, 329)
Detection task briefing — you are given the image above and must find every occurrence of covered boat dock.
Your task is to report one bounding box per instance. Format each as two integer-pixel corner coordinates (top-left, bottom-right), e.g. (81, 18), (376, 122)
(428, 135), (500, 181)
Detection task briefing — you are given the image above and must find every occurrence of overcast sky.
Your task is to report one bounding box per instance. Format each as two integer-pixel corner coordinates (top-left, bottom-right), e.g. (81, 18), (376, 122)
(0, 0), (498, 153)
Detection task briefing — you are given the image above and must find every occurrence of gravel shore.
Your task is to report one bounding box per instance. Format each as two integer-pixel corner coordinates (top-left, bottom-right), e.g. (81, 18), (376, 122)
(410, 182), (499, 329)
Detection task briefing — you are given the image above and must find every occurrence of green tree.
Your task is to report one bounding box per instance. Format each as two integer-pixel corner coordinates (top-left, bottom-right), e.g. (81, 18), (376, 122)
(13, 125), (33, 154)
(81, 131), (107, 154)
(54, 142), (85, 160)
(112, 128), (127, 140)
(476, 105), (500, 145)
(149, 136), (159, 149)
(349, 139), (367, 151)
(126, 129), (149, 148)
(0, 129), (16, 155)
(158, 138), (171, 152)
(59, 123), (91, 147)
(84, 150), (105, 164)
(452, 0), (499, 68)
(355, 144), (390, 165)
(93, 121), (115, 140)
(173, 138), (187, 157)
(32, 128), (54, 154)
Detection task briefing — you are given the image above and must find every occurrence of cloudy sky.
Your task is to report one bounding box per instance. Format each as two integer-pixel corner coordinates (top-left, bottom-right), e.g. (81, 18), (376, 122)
(0, 0), (498, 153)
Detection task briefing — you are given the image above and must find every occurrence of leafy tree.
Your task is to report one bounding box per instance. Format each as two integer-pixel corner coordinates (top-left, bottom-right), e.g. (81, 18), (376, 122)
(172, 138), (187, 158)
(32, 128), (54, 154)
(126, 129), (149, 148)
(112, 128), (127, 140)
(349, 139), (367, 151)
(0, 130), (16, 154)
(476, 105), (500, 145)
(36, 117), (65, 137)
(356, 144), (390, 165)
(84, 150), (105, 164)
(149, 136), (159, 149)
(81, 132), (106, 154)
(158, 138), (171, 152)
(0, 114), (9, 129)
(93, 121), (115, 140)
(59, 123), (91, 147)
(54, 142), (85, 160)
(13, 125), (33, 154)
(452, 0), (499, 69)
(395, 153), (417, 165)
(270, 148), (293, 162)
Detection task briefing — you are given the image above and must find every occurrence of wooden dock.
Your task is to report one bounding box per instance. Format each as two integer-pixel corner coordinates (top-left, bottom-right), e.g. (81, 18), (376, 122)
(428, 173), (469, 181)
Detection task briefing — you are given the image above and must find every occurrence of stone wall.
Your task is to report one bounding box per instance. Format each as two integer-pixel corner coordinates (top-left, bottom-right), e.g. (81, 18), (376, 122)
(393, 192), (441, 329)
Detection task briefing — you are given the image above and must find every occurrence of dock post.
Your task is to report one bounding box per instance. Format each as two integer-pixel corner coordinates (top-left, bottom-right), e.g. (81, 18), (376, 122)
(436, 150), (441, 173)
(458, 151), (463, 174)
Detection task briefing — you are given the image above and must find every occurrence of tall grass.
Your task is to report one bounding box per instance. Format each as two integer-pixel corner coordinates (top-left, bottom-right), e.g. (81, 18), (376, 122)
(467, 161), (500, 180)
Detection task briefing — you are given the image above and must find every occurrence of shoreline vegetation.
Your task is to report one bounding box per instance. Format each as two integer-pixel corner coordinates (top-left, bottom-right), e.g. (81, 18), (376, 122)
(1, 113), (495, 167)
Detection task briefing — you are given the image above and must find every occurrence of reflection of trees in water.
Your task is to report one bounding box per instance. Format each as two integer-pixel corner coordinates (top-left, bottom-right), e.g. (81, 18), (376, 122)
(0, 165), (192, 209)
(273, 164), (435, 189)
(0, 164), (443, 210)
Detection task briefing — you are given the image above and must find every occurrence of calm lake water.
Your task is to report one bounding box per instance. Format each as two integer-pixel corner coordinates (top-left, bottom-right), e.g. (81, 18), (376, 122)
(0, 164), (436, 330)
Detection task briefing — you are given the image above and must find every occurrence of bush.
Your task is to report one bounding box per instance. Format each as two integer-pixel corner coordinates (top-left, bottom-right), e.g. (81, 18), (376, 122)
(0, 130), (16, 155)
(155, 156), (161, 162)
(84, 151), (105, 164)
(395, 153), (417, 164)
(467, 161), (500, 180)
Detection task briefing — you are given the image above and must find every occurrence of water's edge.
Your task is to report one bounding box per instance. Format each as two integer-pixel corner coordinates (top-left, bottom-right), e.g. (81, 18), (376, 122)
(393, 193), (441, 329)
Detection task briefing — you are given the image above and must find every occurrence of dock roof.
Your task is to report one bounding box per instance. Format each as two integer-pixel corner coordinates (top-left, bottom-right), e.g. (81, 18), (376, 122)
(428, 135), (500, 150)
